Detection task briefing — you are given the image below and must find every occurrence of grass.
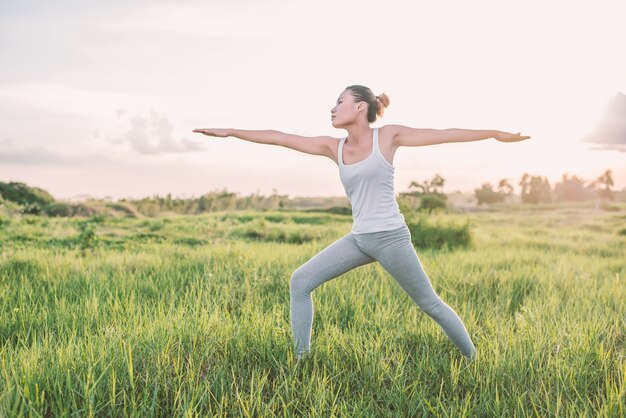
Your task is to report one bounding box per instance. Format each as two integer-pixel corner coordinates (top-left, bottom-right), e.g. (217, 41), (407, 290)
(0, 206), (624, 416)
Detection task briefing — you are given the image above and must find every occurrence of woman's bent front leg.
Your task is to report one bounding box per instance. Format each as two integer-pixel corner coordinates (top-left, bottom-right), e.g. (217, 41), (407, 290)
(290, 233), (374, 356)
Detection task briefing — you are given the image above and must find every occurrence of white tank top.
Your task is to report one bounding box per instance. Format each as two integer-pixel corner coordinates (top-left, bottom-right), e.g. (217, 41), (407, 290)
(338, 127), (406, 234)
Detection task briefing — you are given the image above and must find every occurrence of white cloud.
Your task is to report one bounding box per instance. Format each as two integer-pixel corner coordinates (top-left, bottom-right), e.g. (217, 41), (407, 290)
(583, 92), (626, 152)
(0, 137), (109, 165)
(109, 110), (206, 155)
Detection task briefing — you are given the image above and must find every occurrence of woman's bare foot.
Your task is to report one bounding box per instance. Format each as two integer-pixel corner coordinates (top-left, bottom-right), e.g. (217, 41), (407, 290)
(293, 352), (309, 365)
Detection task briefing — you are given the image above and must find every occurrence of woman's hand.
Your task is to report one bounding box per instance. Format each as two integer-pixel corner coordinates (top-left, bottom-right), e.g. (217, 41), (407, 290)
(494, 131), (531, 143)
(193, 128), (230, 137)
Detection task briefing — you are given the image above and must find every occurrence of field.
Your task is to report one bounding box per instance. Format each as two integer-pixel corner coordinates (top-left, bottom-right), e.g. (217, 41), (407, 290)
(0, 204), (625, 417)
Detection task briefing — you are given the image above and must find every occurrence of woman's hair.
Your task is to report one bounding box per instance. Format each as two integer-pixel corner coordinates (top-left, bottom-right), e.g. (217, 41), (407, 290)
(345, 85), (390, 123)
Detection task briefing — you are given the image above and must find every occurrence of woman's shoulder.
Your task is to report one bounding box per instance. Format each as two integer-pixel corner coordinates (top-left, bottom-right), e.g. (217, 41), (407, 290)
(377, 125), (401, 144)
(378, 124), (402, 136)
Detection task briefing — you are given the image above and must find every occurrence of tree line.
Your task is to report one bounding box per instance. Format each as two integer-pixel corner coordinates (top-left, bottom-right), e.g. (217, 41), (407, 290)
(0, 169), (620, 218)
(474, 170), (615, 205)
(399, 169), (617, 209)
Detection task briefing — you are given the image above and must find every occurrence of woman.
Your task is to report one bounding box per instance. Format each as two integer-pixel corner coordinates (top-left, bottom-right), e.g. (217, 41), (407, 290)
(194, 85), (530, 362)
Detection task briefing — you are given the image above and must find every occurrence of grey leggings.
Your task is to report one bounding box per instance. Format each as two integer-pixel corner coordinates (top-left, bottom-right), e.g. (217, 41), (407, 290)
(289, 224), (476, 359)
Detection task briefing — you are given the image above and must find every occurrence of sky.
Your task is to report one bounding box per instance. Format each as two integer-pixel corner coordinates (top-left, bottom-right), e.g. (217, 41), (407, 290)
(1, 0), (625, 200)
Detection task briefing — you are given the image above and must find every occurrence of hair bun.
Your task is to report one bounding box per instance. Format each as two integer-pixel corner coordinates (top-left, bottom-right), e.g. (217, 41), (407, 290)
(344, 85), (389, 122)
(376, 93), (390, 118)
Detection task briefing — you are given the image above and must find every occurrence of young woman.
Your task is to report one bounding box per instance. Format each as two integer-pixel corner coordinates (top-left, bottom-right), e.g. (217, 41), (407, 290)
(194, 85), (530, 362)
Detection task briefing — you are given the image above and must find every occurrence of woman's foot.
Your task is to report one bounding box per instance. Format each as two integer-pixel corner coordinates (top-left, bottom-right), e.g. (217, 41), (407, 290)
(293, 352), (309, 365)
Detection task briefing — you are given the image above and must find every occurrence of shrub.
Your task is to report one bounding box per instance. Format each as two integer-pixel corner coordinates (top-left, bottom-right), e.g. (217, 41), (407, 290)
(0, 181), (55, 206)
(231, 219), (317, 244)
(71, 203), (99, 217)
(88, 214), (107, 224)
(474, 183), (506, 205)
(172, 238), (208, 246)
(419, 194), (448, 212)
(265, 215), (287, 223)
(324, 206), (352, 216)
(406, 216), (472, 250)
(40, 201), (101, 218)
(292, 216), (330, 225)
(106, 202), (142, 218)
(44, 202), (74, 217)
(599, 202), (620, 212)
(21, 203), (42, 215)
(77, 222), (98, 250)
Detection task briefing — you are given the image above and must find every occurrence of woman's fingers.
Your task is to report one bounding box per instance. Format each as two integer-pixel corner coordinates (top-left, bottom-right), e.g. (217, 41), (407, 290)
(193, 129), (214, 136)
(193, 128), (229, 137)
(496, 131), (531, 142)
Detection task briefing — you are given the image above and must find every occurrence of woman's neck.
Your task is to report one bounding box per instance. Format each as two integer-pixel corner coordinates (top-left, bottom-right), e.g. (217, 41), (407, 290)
(344, 123), (372, 145)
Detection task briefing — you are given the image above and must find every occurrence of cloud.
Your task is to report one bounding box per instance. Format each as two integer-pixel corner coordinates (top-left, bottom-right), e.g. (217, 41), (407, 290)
(0, 138), (107, 165)
(109, 110), (206, 155)
(584, 92), (626, 152)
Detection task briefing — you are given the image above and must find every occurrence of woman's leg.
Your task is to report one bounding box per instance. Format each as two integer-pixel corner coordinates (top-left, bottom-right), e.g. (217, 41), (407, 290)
(290, 233), (375, 356)
(359, 227), (476, 358)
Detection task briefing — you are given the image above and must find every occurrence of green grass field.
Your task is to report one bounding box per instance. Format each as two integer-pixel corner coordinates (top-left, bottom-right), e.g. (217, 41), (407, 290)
(1, 205), (624, 417)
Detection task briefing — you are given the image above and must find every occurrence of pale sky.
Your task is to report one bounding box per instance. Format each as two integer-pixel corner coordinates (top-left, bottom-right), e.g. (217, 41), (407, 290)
(1, 0), (625, 200)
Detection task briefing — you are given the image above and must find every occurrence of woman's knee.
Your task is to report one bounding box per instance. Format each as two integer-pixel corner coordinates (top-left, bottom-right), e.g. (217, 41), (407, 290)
(290, 267), (310, 297)
(418, 294), (448, 318)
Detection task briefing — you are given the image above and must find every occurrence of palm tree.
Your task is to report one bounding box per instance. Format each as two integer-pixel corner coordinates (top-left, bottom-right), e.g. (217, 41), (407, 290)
(594, 169), (615, 201)
(496, 178), (513, 195)
(431, 173), (446, 194)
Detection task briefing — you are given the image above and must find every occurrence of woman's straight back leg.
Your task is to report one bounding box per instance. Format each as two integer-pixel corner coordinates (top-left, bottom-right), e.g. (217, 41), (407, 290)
(356, 227), (476, 359)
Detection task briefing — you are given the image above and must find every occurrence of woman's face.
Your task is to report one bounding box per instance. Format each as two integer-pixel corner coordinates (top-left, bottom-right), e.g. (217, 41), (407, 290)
(331, 90), (362, 128)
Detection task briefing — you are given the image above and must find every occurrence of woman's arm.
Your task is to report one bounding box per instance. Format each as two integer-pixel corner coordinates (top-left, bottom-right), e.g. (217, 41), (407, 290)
(193, 128), (336, 159)
(384, 125), (531, 147)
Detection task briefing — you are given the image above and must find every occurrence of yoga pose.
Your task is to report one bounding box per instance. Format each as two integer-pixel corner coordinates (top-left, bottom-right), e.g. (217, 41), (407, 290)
(194, 85), (530, 362)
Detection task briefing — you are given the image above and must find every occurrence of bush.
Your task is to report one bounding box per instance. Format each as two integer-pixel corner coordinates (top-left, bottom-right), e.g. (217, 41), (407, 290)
(21, 203), (42, 215)
(0, 181), (55, 206)
(106, 202), (142, 218)
(231, 219), (317, 244)
(76, 222), (98, 250)
(324, 206), (352, 216)
(599, 202), (620, 212)
(44, 202), (74, 217)
(419, 194), (448, 212)
(474, 184), (506, 205)
(265, 215), (287, 223)
(406, 216), (472, 250)
(71, 203), (99, 217)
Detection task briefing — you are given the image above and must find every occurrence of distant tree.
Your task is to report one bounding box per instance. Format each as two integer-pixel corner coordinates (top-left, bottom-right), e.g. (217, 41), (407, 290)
(430, 174), (446, 194)
(407, 173), (446, 195)
(496, 178), (514, 196)
(591, 170), (615, 201)
(554, 173), (595, 201)
(474, 183), (505, 205)
(403, 174), (448, 212)
(519, 173), (552, 204)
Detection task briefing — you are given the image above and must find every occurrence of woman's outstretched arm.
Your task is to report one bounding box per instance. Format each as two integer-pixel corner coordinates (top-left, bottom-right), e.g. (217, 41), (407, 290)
(193, 128), (336, 160)
(384, 125), (531, 147)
